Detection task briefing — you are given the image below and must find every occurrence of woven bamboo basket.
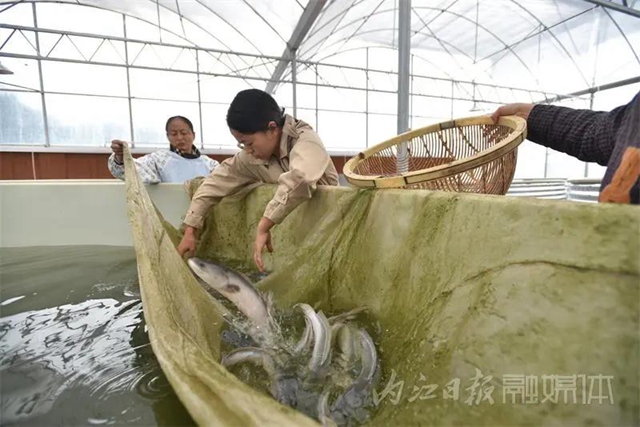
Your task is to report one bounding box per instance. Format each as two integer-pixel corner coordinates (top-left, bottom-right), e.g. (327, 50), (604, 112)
(343, 115), (527, 195)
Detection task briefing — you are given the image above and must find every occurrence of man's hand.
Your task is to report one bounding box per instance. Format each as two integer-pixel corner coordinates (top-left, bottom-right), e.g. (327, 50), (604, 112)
(178, 226), (198, 258)
(111, 139), (126, 163)
(490, 103), (534, 123)
(253, 217), (275, 272)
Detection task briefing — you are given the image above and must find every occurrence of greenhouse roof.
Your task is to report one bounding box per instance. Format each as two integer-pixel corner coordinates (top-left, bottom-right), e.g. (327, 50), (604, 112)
(1, 0), (638, 96)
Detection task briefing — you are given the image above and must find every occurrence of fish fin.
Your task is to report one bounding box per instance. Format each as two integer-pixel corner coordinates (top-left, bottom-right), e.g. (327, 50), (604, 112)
(317, 388), (337, 427)
(327, 306), (368, 324)
(260, 291), (283, 342)
(263, 291), (277, 317)
(235, 270), (257, 286)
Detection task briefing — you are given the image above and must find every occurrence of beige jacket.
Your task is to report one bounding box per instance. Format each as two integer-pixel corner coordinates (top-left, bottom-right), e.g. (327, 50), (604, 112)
(183, 114), (339, 229)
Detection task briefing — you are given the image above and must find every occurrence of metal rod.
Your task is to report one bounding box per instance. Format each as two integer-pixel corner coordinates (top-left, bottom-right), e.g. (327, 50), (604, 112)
(543, 147), (549, 178)
(265, 0), (327, 94)
(450, 80), (454, 119)
(410, 51), (413, 129)
(123, 15), (135, 146)
(0, 85), (424, 118)
(585, 92), (595, 177)
(0, 51), (528, 105)
(32, 3), (49, 147)
(541, 75), (640, 103)
(292, 48), (297, 117)
(0, 23), (282, 62)
(0, 23), (569, 96)
(478, 7), (595, 63)
(196, 49), (204, 149)
(474, 0), (479, 63)
(156, 0), (163, 43)
(582, 0), (640, 19)
(0, 51), (276, 83)
(396, 0), (411, 174)
(365, 47), (369, 147)
(0, 29), (16, 52)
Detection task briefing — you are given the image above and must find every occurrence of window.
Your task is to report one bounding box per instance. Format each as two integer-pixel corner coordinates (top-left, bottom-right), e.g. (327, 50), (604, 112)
(318, 110), (366, 149)
(130, 69), (198, 102)
(46, 94), (130, 146)
(0, 92), (45, 145)
(43, 62), (128, 97)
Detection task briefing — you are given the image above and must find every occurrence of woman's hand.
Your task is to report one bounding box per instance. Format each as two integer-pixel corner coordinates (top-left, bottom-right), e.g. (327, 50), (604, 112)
(178, 226), (198, 258)
(111, 139), (126, 163)
(253, 217), (275, 272)
(490, 103), (534, 123)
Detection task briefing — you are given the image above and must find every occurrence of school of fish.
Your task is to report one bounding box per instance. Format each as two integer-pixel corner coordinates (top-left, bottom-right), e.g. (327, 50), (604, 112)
(187, 257), (380, 426)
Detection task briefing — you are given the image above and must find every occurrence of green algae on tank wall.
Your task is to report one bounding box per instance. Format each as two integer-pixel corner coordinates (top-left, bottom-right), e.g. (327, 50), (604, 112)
(191, 186), (639, 426)
(130, 135), (637, 427)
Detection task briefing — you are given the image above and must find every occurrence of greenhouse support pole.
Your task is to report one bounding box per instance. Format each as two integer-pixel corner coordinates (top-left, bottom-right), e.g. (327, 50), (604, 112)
(32, 3), (50, 147)
(123, 15), (135, 146)
(397, 0), (411, 174)
(292, 49), (297, 118)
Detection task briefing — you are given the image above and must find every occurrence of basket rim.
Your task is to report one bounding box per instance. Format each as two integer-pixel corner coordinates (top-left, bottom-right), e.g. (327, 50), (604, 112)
(343, 114), (527, 188)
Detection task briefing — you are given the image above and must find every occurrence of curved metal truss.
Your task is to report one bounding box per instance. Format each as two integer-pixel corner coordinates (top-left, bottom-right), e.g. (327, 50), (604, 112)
(1, 0), (638, 172)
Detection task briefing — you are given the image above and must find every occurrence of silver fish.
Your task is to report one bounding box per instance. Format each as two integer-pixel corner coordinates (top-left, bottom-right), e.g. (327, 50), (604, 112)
(222, 346), (274, 370)
(222, 347), (298, 405)
(353, 329), (377, 391)
(187, 258), (271, 334)
(334, 323), (357, 370)
(294, 315), (314, 354)
(317, 389), (337, 427)
(295, 303), (331, 372)
(327, 307), (367, 326)
(331, 327), (378, 412)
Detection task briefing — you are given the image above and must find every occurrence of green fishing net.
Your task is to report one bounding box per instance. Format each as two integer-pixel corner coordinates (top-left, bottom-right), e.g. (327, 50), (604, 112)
(123, 145), (639, 426)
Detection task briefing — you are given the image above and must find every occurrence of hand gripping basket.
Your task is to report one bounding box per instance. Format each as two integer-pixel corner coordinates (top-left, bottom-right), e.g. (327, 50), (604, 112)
(343, 115), (527, 195)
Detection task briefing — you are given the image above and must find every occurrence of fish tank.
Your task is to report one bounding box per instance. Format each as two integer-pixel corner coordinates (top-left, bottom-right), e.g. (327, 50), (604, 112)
(1, 179), (638, 426)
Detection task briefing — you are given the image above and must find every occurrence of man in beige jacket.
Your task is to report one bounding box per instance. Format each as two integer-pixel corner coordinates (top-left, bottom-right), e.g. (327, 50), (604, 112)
(178, 89), (339, 271)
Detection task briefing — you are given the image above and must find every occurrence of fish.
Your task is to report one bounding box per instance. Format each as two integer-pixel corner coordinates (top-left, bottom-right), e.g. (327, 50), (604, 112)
(187, 257), (272, 335)
(197, 259), (381, 424)
(222, 346), (274, 370)
(334, 323), (358, 371)
(327, 307), (367, 326)
(353, 329), (377, 391)
(317, 388), (337, 427)
(330, 327), (379, 415)
(223, 346), (297, 405)
(328, 307), (367, 349)
(294, 315), (314, 354)
(295, 303), (331, 373)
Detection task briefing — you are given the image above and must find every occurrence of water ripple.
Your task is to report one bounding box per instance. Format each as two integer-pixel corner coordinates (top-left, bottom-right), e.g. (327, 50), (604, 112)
(0, 297), (172, 424)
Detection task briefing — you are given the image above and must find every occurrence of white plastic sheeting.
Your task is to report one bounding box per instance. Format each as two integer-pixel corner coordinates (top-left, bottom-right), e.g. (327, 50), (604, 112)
(0, 0), (638, 179)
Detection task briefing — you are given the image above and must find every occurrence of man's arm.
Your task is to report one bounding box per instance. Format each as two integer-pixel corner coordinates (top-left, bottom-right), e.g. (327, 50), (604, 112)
(527, 103), (629, 166)
(183, 153), (256, 230)
(262, 133), (332, 225)
(108, 152), (163, 184)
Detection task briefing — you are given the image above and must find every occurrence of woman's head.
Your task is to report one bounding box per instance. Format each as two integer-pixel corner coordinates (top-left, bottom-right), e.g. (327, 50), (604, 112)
(227, 89), (285, 160)
(166, 116), (195, 153)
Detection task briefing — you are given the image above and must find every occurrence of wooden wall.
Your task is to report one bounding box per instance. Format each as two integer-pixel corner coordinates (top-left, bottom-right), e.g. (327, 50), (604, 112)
(0, 152), (350, 180)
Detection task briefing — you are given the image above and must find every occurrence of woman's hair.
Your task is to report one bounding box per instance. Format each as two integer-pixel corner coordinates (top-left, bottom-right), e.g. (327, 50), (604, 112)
(226, 89), (285, 133)
(165, 116), (194, 133)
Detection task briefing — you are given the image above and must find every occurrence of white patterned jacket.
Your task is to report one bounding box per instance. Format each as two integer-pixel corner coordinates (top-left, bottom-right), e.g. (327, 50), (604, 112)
(108, 150), (219, 184)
